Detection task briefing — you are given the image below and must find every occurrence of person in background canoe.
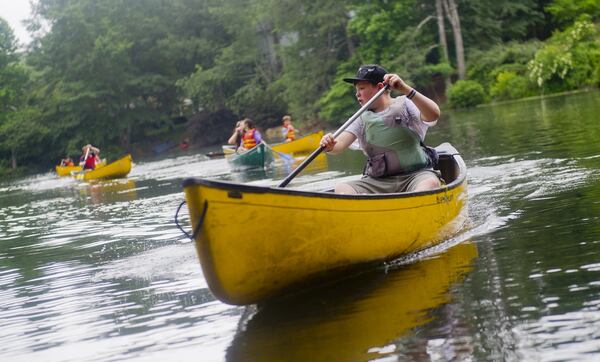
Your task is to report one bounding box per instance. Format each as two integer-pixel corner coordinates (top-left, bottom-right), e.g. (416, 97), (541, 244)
(320, 64), (441, 194)
(60, 156), (74, 167)
(239, 118), (262, 151)
(80, 144), (101, 170)
(179, 137), (190, 151)
(227, 120), (245, 150)
(281, 115), (299, 142)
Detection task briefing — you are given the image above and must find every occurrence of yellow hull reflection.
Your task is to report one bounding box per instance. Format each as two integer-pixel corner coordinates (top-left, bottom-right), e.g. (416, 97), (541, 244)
(81, 179), (138, 204)
(227, 242), (478, 361)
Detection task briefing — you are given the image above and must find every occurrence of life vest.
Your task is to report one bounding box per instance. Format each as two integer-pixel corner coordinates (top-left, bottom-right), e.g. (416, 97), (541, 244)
(242, 129), (257, 149)
(84, 153), (96, 170)
(361, 97), (431, 177)
(283, 125), (295, 141)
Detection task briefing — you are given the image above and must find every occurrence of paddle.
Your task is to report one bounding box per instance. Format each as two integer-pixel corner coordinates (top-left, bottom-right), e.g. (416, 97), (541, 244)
(278, 84), (390, 188)
(71, 146), (90, 176)
(262, 141), (293, 161)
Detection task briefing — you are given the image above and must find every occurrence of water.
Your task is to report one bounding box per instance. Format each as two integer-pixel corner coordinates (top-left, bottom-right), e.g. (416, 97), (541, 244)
(2, 91), (600, 361)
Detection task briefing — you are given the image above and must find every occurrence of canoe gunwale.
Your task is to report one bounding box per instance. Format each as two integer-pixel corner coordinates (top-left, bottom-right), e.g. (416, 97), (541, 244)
(183, 152), (466, 200)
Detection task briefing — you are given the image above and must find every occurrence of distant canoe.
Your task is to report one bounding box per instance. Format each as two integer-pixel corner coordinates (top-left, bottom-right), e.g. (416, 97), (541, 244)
(182, 143), (468, 305)
(271, 130), (323, 154)
(224, 143), (274, 171)
(205, 151), (226, 159)
(55, 160), (106, 177)
(75, 155), (132, 181)
(221, 145), (236, 155)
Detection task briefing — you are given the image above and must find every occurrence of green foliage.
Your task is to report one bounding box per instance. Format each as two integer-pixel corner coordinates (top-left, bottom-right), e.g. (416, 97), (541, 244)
(447, 80), (486, 108)
(467, 41), (541, 91)
(528, 19), (600, 92)
(546, 0), (600, 27)
(490, 71), (536, 100)
(319, 0), (442, 123)
(1, 0), (600, 175)
(459, 0), (545, 46)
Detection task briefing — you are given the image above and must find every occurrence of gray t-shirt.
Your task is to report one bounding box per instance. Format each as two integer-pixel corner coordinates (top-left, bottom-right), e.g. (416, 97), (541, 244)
(345, 96), (436, 154)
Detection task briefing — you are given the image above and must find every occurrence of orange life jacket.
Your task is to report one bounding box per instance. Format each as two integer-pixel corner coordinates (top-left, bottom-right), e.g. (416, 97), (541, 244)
(242, 129), (257, 149)
(283, 125), (295, 141)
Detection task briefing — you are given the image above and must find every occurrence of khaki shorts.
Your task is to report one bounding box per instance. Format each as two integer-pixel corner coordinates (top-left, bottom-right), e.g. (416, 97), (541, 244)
(346, 169), (442, 194)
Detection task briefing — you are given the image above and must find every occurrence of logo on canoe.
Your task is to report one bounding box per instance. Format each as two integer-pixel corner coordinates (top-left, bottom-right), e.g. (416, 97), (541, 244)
(437, 194), (453, 203)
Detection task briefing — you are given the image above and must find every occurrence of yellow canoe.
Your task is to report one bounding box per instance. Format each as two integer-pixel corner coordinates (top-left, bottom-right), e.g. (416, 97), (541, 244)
(182, 143), (468, 305)
(75, 155), (132, 181)
(55, 160), (106, 176)
(271, 130), (324, 154)
(221, 145), (236, 155)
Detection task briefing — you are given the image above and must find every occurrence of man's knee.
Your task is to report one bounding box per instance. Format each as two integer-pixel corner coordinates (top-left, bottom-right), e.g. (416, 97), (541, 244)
(335, 182), (358, 194)
(412, 177), (441, 192)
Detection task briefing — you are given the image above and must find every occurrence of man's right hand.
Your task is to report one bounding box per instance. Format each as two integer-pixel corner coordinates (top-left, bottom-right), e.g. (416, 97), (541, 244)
(320, 133), (336, 152)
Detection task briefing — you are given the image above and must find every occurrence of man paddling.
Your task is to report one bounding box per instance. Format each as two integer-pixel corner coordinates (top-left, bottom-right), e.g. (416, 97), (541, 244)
(80, 144), (101, 170)
(320, 64), (442, 194)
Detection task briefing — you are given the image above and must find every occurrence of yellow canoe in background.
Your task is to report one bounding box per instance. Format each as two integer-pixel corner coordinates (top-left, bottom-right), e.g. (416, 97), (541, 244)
(271, 130), (323, 154)
(55, 160), (107, 176)
(182, 143), (468, 305)
(75, 154), (132, 181)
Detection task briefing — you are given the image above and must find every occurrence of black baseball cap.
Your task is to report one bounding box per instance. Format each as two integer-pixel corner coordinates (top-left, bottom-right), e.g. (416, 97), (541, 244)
(343, 64), (387, 84)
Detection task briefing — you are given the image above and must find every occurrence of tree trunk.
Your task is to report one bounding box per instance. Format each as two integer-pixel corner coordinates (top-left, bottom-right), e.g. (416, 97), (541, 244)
(443, 0), (466, 80)
(11, 148), (17, 169)
(345, 14), (355, 56)
(436, 0), (451, 88)
(258, 21), (280, 79)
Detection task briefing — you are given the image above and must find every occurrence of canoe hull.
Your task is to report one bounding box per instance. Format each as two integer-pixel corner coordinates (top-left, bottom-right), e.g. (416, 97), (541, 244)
(225, 143), (274, 170)
(271, 130), (323, 154)
(55, 160), (107, 176)
(76, 155), (132, 181)
(183, 143), (468, 305)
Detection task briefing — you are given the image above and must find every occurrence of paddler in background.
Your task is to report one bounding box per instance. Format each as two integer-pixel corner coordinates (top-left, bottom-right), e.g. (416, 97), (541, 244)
(60, 156), (74, 166)
(80, 144), (101, 170)
(239, 118), (262, 152)
(228, 120), (245, 151)
(281, 115), (299, 142)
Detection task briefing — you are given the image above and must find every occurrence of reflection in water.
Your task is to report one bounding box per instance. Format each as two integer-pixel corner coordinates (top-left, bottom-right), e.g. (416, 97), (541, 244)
(277, 152), (329, 178)
(229, 153), (329, 185)
(80, 179), (138, 204)
(226, 242), (477, 361)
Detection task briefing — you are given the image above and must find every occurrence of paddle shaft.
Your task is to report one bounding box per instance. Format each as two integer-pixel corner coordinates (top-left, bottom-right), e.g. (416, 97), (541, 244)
(278, 84), (390, 188)
(81, 147), (90, 170)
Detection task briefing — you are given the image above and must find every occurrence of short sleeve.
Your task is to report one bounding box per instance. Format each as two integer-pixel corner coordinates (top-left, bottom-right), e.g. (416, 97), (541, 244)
(344, 116), (364, 139)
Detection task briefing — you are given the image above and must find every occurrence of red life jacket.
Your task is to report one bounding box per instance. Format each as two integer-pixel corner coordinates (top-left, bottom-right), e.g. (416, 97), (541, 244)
(242, 129), (257, 149)
(84, 154), (96, 170)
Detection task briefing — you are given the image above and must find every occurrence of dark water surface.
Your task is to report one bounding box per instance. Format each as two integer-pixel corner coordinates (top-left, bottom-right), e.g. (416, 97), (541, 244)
(1, 91), (600, 361)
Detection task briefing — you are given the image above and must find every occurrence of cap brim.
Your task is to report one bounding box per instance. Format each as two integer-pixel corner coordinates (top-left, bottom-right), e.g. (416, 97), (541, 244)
(343, 77), (365, 84)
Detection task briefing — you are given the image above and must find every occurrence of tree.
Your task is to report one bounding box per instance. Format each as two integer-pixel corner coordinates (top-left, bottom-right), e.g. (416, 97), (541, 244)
(28, 0), (219, 154)
(0, 18), (35, 169)
(442, 0), (465, 79)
